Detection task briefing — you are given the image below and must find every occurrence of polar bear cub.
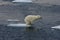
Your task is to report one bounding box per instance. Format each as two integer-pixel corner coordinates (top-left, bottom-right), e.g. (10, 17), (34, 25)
(24, 15), (42, 26)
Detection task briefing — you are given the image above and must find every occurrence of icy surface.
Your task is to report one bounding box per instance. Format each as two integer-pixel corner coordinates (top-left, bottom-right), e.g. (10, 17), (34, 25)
(7, 23), (30, 27)
(51, 25), (60, 29)
(12, 0), (32, 2)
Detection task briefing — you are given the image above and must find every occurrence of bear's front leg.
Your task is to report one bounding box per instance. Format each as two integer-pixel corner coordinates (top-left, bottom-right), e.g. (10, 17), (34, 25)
(26, 21), (32, 26)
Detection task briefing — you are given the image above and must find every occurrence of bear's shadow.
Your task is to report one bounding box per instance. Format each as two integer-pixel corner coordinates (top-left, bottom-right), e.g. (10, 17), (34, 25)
(25, 26), (38, 32)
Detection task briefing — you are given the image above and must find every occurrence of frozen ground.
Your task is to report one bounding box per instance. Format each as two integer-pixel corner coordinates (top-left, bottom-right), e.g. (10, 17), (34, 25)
(0, 2), (60, 40)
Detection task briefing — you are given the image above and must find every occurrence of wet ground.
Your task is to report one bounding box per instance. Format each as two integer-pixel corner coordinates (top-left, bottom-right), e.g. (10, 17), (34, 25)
(0, 2), (60, 40)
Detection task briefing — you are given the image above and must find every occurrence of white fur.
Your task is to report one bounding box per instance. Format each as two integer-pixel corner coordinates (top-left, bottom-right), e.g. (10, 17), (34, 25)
(24, 15), (42, 25)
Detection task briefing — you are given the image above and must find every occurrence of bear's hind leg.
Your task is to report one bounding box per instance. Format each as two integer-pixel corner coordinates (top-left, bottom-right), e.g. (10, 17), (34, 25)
(26, 21), (32, 25)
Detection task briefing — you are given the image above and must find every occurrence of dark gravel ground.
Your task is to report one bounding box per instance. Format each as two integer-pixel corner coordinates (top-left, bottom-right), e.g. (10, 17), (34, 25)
(0, 2), (60, 40)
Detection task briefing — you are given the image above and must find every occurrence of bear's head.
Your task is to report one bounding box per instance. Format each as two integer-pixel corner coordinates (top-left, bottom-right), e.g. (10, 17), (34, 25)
(34, 15), (42, 21)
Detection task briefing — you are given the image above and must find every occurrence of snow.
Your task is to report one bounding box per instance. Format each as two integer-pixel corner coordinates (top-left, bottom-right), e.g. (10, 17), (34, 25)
(12, 0), (32, 2)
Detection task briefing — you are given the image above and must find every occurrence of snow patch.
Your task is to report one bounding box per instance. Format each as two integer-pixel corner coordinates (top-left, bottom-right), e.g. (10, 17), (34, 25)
(51, 25), (60, 29)
(12, 0), (32, 2)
